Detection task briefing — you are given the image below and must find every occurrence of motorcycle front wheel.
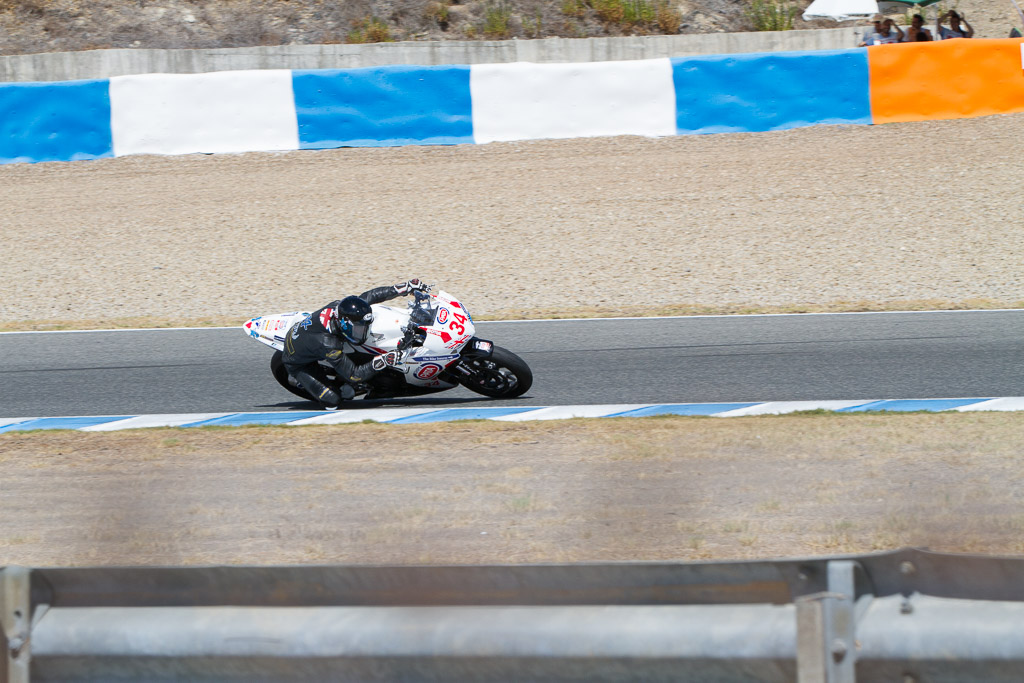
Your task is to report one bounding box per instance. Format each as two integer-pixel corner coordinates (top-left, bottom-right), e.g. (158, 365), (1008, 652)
(458, 346), (533, 398)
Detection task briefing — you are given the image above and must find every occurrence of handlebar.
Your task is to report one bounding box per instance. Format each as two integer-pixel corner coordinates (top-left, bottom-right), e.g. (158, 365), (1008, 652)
(412, 286), (434, 302)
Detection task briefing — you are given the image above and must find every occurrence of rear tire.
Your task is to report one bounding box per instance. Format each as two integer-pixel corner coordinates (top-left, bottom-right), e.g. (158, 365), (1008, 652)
(458, 346), (532, 398)
(270, 350), (315, 401)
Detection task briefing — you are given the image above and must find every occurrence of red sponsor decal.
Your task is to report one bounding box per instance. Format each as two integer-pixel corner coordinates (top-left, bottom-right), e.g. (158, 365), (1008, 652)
(423, 328), (456, 344)
(416, 363), (442, 380)
(445, 334), (470, 349)
(437, 308), (449, 324)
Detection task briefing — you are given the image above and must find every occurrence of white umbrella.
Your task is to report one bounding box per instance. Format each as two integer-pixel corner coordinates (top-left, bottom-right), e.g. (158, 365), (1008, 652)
(802, 0), (879, 21)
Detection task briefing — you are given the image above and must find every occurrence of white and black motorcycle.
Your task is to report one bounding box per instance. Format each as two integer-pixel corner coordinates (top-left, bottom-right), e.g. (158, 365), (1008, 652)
(244, 288), (532, 402)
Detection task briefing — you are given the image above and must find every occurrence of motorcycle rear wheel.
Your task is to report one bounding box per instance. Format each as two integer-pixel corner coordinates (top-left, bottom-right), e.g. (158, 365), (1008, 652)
(270, 350), (316, 401)
(458, 346), (532, 398)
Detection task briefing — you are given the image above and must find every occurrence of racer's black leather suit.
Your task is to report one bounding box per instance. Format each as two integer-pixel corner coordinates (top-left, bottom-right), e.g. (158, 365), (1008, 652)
(282, 286), (403, 406)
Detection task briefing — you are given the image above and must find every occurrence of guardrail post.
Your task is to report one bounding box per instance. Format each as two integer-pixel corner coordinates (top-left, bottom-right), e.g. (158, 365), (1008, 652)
(1, 567), (31, 683)
(796, 560), (863, 683)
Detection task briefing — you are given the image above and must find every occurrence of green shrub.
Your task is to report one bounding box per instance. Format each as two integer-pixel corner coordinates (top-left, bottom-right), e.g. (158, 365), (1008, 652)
(523, 8), (544, 37)
(590, 0), (680, 33)
(561, 0), (587, 18)
(591, 0), (625, 24)
(655, 1), (682, 33)
(482, 1), (511, 38)
(425, 1), (451, 26)
(745, 0), (798, 31)
(346, 16), (393, 43)
(623, 0), (656, 26)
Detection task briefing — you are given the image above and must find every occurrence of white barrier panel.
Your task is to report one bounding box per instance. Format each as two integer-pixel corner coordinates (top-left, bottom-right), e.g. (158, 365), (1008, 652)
(469, 58), (676, 144)
(109, 69), (299, 156)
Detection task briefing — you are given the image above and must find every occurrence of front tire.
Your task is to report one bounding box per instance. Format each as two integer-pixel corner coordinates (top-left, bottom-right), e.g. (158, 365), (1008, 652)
(270, 350), (315, 401)
(458, 346), (532, 398)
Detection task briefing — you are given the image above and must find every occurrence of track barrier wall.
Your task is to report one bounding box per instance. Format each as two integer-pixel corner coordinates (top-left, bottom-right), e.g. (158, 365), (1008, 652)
(868, 38), (1024, 124)
(1, 38), (1022, 164)
(0, 29), (866, 83)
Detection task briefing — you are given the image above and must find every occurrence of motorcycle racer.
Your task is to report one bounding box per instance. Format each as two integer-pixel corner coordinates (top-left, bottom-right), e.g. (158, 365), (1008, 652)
(282, 279), (430, 408)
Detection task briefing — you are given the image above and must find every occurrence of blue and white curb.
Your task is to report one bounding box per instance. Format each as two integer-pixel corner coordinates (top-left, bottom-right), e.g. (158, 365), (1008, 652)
(1, 398), (1023, 432)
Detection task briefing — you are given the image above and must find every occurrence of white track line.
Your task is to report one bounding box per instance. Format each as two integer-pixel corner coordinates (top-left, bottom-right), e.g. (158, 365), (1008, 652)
(490, 405), (647, 421)
(955, 398), (1024, 412)
(714, 401), (869, 417)
(81, 413), (230, 431)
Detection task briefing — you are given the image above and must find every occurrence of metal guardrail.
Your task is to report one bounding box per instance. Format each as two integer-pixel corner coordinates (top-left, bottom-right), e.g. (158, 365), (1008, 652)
(4, 547), (1024, 681)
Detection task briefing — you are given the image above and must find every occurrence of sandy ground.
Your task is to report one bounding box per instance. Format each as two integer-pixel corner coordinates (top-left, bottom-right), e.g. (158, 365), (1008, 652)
(2, 112), (1023, 567)
(2, 413), (1023, 567)
(2, 112), (1023, 329)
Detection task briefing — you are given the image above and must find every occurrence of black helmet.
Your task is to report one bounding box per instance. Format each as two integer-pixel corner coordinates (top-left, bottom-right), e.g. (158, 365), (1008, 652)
(333, 296), (373, 345)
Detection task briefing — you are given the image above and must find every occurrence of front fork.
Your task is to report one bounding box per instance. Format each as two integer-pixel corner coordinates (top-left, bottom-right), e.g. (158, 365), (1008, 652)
(448, 337), (494, 379)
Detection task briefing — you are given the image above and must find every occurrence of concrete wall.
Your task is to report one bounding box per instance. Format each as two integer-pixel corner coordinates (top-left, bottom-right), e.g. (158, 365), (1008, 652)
(0, 28), (863, 83)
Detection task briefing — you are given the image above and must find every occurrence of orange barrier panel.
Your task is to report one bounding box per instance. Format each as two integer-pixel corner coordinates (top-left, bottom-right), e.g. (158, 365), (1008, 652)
(868, 38), (1024, 124)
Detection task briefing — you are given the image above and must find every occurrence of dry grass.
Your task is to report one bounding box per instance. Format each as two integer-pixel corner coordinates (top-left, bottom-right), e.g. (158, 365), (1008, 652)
(2, 297), (1022, 333)
(2, 412), (1023, 566)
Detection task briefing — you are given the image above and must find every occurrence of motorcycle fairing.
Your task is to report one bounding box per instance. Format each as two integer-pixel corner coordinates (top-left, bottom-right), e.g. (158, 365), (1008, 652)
(244, 291), (474, 390)
(244, 311), (309, 352)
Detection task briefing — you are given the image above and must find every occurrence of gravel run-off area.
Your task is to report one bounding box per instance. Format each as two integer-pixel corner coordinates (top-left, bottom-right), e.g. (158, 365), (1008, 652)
(2, 112), (1022, 329)
(3, 414), (1024, 566)
(2, 109), (1023, 567)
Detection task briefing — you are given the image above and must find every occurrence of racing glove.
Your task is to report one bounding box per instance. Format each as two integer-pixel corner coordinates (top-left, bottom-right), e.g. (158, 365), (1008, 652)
(393, 278), (430, 295)
(371, 350), (403, 371)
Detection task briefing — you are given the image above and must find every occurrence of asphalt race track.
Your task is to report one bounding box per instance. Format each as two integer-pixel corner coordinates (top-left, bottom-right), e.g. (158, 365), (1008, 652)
(1, 310), (1021, 419)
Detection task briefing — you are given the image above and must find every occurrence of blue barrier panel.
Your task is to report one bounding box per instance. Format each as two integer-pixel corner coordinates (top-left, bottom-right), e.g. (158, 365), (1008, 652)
(0, 79), (113, 164)
(293, 65), (473, 148)
(671, 49), (871, 135)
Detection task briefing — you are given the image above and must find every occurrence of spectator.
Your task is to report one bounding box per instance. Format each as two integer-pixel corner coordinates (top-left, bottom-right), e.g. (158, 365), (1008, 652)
(880, 18), (905, 42)
(859, 14), (882, 45)
(878, 18), (904, 43)
(905, 14), (933, 42)
(859, 14), (903, 45)
(936, 10), (973, 39)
